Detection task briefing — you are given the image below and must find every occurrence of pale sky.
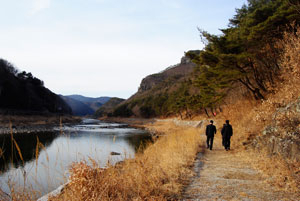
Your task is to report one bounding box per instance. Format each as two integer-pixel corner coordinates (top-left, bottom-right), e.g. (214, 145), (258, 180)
(0, 0), (247, 99)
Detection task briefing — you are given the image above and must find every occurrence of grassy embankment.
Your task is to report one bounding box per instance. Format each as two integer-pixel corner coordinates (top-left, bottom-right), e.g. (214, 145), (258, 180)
(49, 121), (203, 200)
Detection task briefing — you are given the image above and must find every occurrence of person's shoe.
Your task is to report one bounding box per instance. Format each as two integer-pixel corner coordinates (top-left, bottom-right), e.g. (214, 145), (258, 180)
(210, 148), (212, 150)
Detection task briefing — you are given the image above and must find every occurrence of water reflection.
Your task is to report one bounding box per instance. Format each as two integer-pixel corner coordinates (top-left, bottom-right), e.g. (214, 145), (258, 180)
(0, 132), (58, 172)
(0, 120), (151, 198)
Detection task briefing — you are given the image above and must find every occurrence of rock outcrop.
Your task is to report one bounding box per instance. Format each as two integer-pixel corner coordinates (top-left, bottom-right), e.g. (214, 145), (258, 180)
(251, 97), (300, 162)
(137, 55), (195, 94)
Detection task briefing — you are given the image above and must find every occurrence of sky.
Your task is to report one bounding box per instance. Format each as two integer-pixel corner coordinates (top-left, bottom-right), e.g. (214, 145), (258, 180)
(0, 0), (247, 99)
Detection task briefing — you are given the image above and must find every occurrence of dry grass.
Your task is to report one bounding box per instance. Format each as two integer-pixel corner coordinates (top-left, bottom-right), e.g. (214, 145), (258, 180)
(49, 122), (202, 201)
(1, 123), (42, 201)
(238, 150), (300, 192)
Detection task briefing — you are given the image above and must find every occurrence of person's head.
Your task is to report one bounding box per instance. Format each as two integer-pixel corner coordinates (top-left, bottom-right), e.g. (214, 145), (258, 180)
(226, 120), (229, 124)
(210, 120), (214, 124)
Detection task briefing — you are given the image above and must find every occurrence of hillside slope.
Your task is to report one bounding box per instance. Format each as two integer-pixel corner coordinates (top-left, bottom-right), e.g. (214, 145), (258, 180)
(0, 59), (71, 114)
(94, 97), (125, 117)
(113, 53), (198, 118)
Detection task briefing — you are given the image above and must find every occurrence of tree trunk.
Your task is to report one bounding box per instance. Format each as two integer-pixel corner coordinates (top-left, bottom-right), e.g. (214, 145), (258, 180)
(204, 108), (210, 117)
(219, 106), (223, 113)
(238, 79), (265, 100)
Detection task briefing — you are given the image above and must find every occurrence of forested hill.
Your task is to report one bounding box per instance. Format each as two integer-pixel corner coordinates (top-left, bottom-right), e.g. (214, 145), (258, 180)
(112, 0), (300, 118)
(0, 59), (72, 114)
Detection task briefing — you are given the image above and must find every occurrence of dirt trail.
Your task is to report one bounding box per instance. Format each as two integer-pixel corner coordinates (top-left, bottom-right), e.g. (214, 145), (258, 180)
(182, 135), (299, 201)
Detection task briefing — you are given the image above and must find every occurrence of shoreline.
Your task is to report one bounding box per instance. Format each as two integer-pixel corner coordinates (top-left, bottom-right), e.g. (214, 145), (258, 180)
(37, 118), (159, 201)
(38, 118), (202, 200)
(3, 117), (203, 200)
(99, 117), (155, 128)
(0, 115), (81, 135)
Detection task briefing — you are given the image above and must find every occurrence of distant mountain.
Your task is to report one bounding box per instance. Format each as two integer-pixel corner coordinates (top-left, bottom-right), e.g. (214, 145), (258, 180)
(60, 96), (95, 116)
(0, 59), (72, 114)
(94, 97), (125, 117)
(67, 95), (110, 111)
(67, 95), (110, 104)
(62, 95), (111, 116)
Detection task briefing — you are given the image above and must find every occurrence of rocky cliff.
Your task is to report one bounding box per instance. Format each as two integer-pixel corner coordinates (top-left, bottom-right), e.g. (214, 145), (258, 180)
(137, 55), (195, 94)
(112, 52), (198, 118)
(252, 97), (300, 162)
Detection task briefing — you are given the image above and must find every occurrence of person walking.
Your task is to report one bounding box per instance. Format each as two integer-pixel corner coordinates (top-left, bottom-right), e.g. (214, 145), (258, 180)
(221, 120), (233, 151)
(206, 120), (216, 150)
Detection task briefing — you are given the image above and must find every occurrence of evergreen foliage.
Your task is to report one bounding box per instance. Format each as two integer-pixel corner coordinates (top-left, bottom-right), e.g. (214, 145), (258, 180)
(191, 0), (300, 103)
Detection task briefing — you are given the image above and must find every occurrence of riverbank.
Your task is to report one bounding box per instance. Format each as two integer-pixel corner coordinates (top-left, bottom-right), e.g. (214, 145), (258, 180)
(99, 117), (155, 128)
(101, 117), (203, 137)
(46, 118), (203, 200)
(2, 118), (152, 200)
(0, 115), (81, 134)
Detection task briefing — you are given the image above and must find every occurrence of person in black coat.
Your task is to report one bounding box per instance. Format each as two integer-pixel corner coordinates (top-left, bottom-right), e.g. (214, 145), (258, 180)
(206, 120), (216, 150)
(221, 120), (233, 151)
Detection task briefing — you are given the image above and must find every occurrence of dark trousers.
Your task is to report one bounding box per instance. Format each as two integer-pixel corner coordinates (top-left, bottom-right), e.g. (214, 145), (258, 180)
(223, 136), (231, 150)
(206, 135), (214, 150)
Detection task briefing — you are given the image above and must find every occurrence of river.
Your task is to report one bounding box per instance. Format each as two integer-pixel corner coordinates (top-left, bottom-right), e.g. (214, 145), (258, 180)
(0, 119), (151, 199)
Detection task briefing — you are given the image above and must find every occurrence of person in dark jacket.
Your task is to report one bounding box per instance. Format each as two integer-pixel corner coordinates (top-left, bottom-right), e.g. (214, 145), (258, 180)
(221, 120), (233, 151)
(206, 120), (216, 150)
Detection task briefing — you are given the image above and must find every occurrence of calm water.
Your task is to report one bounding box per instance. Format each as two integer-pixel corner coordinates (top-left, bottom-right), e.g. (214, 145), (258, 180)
(0, 119), (151, 198)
